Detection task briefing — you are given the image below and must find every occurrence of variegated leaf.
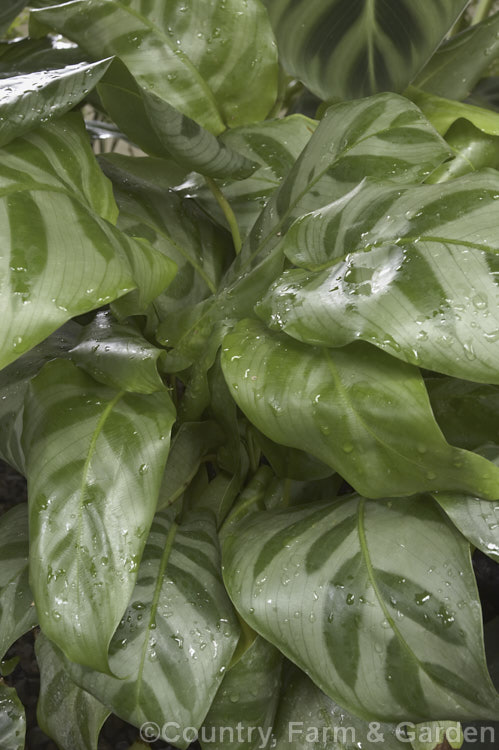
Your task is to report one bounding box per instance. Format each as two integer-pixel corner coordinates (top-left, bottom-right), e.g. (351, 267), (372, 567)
(0, 505), (36, 660)
(36, 633), (110, 750)
(0, 113), (172, 371)
(263, 0), (467, 100)
(0, 58), (112, 147)
(0, 681), (25, 750)
(201, 636), (282, 750)
(65, 509), (239, 747)
(258, 175), (499, 384)
(31, 0), (278, 134)
(23, 359), (176, 672)
(223, 494), (499, 721)
(221, 319), (499, 500)
(0, 323), (79, 474)
(272, 664), (406, 750)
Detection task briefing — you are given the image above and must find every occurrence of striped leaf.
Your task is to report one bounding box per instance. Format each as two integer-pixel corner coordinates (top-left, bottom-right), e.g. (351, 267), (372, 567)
(0, 323), (78, 474)
(0, 1), (26, 36)
(97, 58), (258, 179)
(100, 153), (231, 322)
(0, 682), (25, 750)
(0, 58), (112, 147)
(23, 359), (176, 672)
(222, 494), (499, 721)
(258, 175), (499, 384)
(186, 115), (318, 241)
(70, 312), (167, 394)
(221, 319), (499, 500)
(272, 664), (406, 750)
(427, 378), (499, 451)
(31, 0), (278, 134)
(0, 505), (37, 660)
(0, 113), (173, 371)
(263, 0), (467, 101)
(201, 636), (282, 750)
(65, 509), (239, 746)
(35, 633), (110, 750)
(435, 447), (499, 565)
(165, 94), (451, 369)
(414, 12), (499, 101)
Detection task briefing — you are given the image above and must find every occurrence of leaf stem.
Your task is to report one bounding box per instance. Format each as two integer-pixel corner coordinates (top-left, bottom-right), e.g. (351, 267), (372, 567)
(472, 0), (494, 25)
(205, 176), (242, 255)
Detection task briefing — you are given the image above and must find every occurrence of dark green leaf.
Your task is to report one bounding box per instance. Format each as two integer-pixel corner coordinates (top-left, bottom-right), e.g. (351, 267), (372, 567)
(0, 681), (25, 750)
(264, 0), (467, 100)
(0, 505), (37, 660)
(0, 1), (27, 36)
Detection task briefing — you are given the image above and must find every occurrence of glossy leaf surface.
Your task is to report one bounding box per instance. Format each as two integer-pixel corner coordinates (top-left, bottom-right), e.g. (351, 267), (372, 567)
(259, 175), (499, 384)
(32, 0), (278, 134)
(264, 0), (466, 100)
(0, 505), (36, 660)
(0, 682), (25, 750)
(66, 509), (239, 746)
(23, 359), (175, 672)
(223, 494), (499, 721)
(0, 58), (112, 147)
(36, 633), (110, 750)
(428, 119), (499, 182)
(221, 320), (499, 499)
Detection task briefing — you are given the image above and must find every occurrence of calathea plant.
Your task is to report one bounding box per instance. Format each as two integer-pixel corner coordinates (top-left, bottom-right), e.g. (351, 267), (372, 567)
(1, 1), (499, 749)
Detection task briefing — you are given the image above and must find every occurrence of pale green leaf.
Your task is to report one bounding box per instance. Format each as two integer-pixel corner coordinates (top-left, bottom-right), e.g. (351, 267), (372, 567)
(23, 359), (176, 672)
(31, 0), (278, 134)
(65, 509), (239, 747)
(427, 119), (499, 183)
(0, 505), (37, 660)
(0, 681), (25, 750)
(36, 633), (110, 750)
(258, 175), (499, 384)
(264, 0), (467, 100)
(223, 494), (499, 721)
(410, 87), (499, 136)
(221, 319), (499, 499)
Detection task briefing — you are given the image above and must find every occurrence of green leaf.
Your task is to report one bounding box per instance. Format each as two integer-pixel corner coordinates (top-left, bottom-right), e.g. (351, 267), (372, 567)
(427, 378), (499, 451)
(0, 36), (84, 76)
(272, 664), (406, 750)
(70, 311), (167, 394)
(0, 58), (112, 147)
(31, 0), (278, 134)
(223, 494), (499, 721)
(264, 0), (467, 101)
(99, 153), (231, 322)
(428, 119), (499, 182)
(0, 323), (79, 473)
(252, 429), (334, 481)
(0, 505), (37, 660)
(35, 633), (110, 750)
(0, 1), (27, 36)
(65, 509), (239, 746)
(201, 636), (282, 750)
(157, 421), (225, 511)
(410, 721), (463, 750)
(0, 113), (161, 370)
(185, 115), (318, 241)
(434, 447), (499, 564)
(97, 58), (258, 178)
(23, 359), (176, 672)
(410, 87), (499, 136)
(414, 11), (499, 101)
(0, 681), (25, 750)
(221, 319), (499, 499)
(259, 175), (499, 384)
